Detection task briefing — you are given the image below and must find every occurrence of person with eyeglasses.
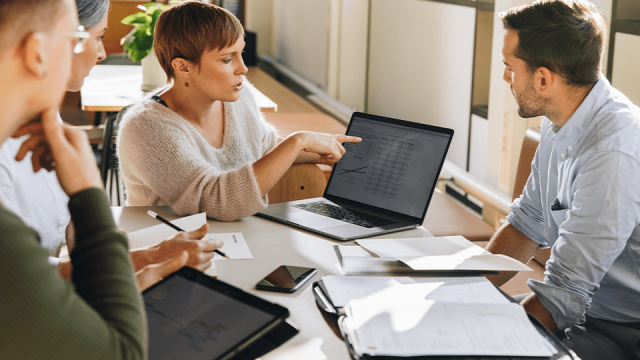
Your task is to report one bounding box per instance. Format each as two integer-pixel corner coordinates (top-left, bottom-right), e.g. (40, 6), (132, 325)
(0, 0), (223, 292)
(0, 0), (145, 358)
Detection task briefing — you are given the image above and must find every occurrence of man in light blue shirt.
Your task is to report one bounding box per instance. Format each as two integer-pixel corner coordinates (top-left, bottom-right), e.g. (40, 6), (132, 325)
(486, 1), (640, 359)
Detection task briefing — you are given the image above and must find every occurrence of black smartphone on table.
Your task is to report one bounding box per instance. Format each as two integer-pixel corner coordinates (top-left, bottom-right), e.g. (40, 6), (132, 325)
(256, 265), (318, 293)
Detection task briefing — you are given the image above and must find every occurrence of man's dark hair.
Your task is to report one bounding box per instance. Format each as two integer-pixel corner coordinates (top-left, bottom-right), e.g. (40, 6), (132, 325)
(501, 0), (606, 86)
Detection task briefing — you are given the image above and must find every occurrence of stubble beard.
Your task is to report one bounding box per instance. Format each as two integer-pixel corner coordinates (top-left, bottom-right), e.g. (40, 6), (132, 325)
(512, 80), (549, 119)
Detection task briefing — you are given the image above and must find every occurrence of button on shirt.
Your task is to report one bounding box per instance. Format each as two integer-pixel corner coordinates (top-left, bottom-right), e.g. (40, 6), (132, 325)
(0, 137), (69, 256)
(507, 76), (640, 330)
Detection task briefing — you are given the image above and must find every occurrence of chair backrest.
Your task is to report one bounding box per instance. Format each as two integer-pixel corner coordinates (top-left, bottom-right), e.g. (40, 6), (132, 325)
(100, 106), (130, 185)
(511, 126), (550, 266)
(512, 126), (541, 201)
(267, 163), (327, 204)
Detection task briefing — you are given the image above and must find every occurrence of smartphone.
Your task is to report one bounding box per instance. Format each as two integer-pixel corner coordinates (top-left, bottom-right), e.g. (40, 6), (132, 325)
(256, 265), (318, 293)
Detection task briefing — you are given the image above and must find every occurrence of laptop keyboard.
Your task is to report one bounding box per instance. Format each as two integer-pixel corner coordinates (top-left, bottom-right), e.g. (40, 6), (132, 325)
(292, 202), (398, 228)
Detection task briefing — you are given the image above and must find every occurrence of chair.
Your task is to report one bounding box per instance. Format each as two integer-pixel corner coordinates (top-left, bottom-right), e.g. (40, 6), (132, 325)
(267, 163), (327, 204)
(512, 126), (549, 266)
(100, 106), (130, 205)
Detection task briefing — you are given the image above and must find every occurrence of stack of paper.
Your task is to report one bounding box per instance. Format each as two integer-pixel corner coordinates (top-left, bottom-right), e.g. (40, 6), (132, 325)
(322, 275), (510, 308)
(325, 276), (556, 357)
(335, 236), (531, 275)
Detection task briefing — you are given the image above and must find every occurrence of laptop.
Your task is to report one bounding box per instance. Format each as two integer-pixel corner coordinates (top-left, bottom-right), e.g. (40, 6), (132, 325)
(256, 112), (454, 241)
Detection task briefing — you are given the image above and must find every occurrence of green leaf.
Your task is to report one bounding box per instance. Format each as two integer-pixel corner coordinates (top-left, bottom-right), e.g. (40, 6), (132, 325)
(139, 2), (163, 10)
(149, 8), (165, 29)
(121, 2), (168, 62)
(121, 12), (149, 26)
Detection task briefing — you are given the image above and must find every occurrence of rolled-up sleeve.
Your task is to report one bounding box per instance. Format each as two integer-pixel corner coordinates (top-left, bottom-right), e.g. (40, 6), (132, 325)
(506, 148), (549, 247)
(530, 151), (640, 330)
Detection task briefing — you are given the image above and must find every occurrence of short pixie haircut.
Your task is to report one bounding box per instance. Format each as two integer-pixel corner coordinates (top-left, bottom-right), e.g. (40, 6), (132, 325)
(501, 0), (606, 86)
(154, 1), (244, 80)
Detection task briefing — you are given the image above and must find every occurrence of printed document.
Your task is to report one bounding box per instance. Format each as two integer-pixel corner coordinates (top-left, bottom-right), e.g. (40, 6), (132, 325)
(343, 282), (556, 357)
(356, 236), (531, 272)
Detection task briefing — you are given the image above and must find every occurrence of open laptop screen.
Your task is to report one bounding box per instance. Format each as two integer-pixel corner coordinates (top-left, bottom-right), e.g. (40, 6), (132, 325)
(325, 114), (452, 219)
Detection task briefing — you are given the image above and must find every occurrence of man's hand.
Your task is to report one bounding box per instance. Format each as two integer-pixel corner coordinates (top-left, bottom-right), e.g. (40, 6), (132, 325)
(131, 223), (223, 273)
(136, 251), (188, 291)
(12, 108), (103, 194)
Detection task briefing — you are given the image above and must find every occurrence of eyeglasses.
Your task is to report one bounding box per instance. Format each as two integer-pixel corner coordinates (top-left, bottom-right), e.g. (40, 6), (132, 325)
(40, 26), (90, 55)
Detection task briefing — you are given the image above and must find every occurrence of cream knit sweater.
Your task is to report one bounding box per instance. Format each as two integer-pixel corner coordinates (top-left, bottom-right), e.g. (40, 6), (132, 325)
(117, 84), (278, 221)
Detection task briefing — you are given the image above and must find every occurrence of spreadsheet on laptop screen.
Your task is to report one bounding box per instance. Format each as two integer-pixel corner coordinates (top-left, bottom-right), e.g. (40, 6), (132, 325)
(326, 116), (451, 218)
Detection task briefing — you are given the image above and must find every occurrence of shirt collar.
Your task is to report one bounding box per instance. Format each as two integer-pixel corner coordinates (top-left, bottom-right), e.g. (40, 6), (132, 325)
(547, 75), (611, 157)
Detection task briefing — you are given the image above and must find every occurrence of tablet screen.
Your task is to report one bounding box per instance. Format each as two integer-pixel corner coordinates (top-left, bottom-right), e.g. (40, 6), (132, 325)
(144, 273), (280, 360)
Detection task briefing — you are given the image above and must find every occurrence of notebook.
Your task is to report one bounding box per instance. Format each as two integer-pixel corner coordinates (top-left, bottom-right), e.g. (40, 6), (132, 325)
(257, 111), (454, 241)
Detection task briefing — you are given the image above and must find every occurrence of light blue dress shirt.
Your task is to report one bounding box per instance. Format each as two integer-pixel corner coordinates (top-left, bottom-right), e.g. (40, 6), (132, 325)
(507, 76), (640, 330)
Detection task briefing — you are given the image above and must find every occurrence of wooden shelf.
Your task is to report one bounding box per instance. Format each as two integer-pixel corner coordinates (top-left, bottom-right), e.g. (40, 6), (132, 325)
(616, 20), (640, 37)
(471, 105), (488, 119)
(418, 0), (494, 11)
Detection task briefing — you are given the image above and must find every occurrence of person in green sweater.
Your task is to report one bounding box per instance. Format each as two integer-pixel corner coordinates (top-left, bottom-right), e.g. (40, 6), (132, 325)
(0, 0), (174, 357)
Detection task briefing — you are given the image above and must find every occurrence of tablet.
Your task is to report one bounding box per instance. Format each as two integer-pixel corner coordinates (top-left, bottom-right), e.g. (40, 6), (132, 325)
(143, 267), (290, 360)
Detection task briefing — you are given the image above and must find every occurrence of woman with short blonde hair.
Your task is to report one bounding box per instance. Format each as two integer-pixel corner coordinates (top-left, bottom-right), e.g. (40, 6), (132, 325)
(118, 1), (360, 221)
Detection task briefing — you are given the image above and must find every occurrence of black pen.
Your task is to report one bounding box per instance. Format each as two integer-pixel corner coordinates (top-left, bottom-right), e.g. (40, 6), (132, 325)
(147, 210), (229, 259)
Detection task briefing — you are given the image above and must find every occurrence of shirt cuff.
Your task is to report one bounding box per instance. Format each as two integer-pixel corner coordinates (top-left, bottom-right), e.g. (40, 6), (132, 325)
(506, 200), (549, 247)
(47, 256), (61, 266)
(527, 278), (590, 330)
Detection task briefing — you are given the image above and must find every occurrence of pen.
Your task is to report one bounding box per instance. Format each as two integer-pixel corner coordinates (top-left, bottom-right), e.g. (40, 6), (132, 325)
(147, 210), (229, 259)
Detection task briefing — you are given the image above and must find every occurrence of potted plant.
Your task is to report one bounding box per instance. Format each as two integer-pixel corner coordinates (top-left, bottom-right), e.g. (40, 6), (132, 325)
(121, 2), (170, 91)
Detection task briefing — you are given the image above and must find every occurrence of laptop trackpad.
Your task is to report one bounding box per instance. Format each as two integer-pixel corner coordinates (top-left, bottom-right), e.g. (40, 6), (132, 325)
(282, 211), (346, 229)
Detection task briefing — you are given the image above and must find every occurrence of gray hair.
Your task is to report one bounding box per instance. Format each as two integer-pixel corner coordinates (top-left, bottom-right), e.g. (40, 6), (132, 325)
(76, 0), (109, 29)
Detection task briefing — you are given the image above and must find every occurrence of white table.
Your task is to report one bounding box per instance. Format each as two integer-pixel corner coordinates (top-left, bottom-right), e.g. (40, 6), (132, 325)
(81, 65), (278, 113)
(112, 206), (432, 360)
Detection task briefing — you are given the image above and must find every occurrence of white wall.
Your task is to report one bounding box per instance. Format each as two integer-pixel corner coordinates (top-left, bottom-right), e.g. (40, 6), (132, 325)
(272, 0), (332, 91)
(366, 0), (476, 168)
(336, 0), (369, 112)
(611, 33), (640, 106)
(470, 114), (488, 180)
(244, 0), (274, 58)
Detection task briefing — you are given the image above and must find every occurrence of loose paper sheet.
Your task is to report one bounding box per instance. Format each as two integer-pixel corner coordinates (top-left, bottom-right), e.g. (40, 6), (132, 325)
(344, 283), (556, 357)
(207, 233), (253, 260)
(126, 213), (253, 260)
(127, 213), (207, 249)
(357, 236), (531, 272)
(322, 275), (510, 308)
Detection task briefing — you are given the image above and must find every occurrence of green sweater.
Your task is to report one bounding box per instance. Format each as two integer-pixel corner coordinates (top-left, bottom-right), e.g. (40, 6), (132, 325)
(0, 188), (147, 359)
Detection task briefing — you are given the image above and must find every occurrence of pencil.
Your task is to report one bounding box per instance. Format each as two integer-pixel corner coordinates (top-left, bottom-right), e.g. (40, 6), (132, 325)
(147, 210), (229, 259)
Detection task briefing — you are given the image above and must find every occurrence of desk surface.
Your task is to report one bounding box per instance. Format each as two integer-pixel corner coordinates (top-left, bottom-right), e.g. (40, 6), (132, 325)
(112, 206), (432, 360)
(81, 65), (278, 112)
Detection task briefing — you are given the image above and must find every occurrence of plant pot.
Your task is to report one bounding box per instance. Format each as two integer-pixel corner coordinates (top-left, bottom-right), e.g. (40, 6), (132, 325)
(141, 48), (167, 91)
